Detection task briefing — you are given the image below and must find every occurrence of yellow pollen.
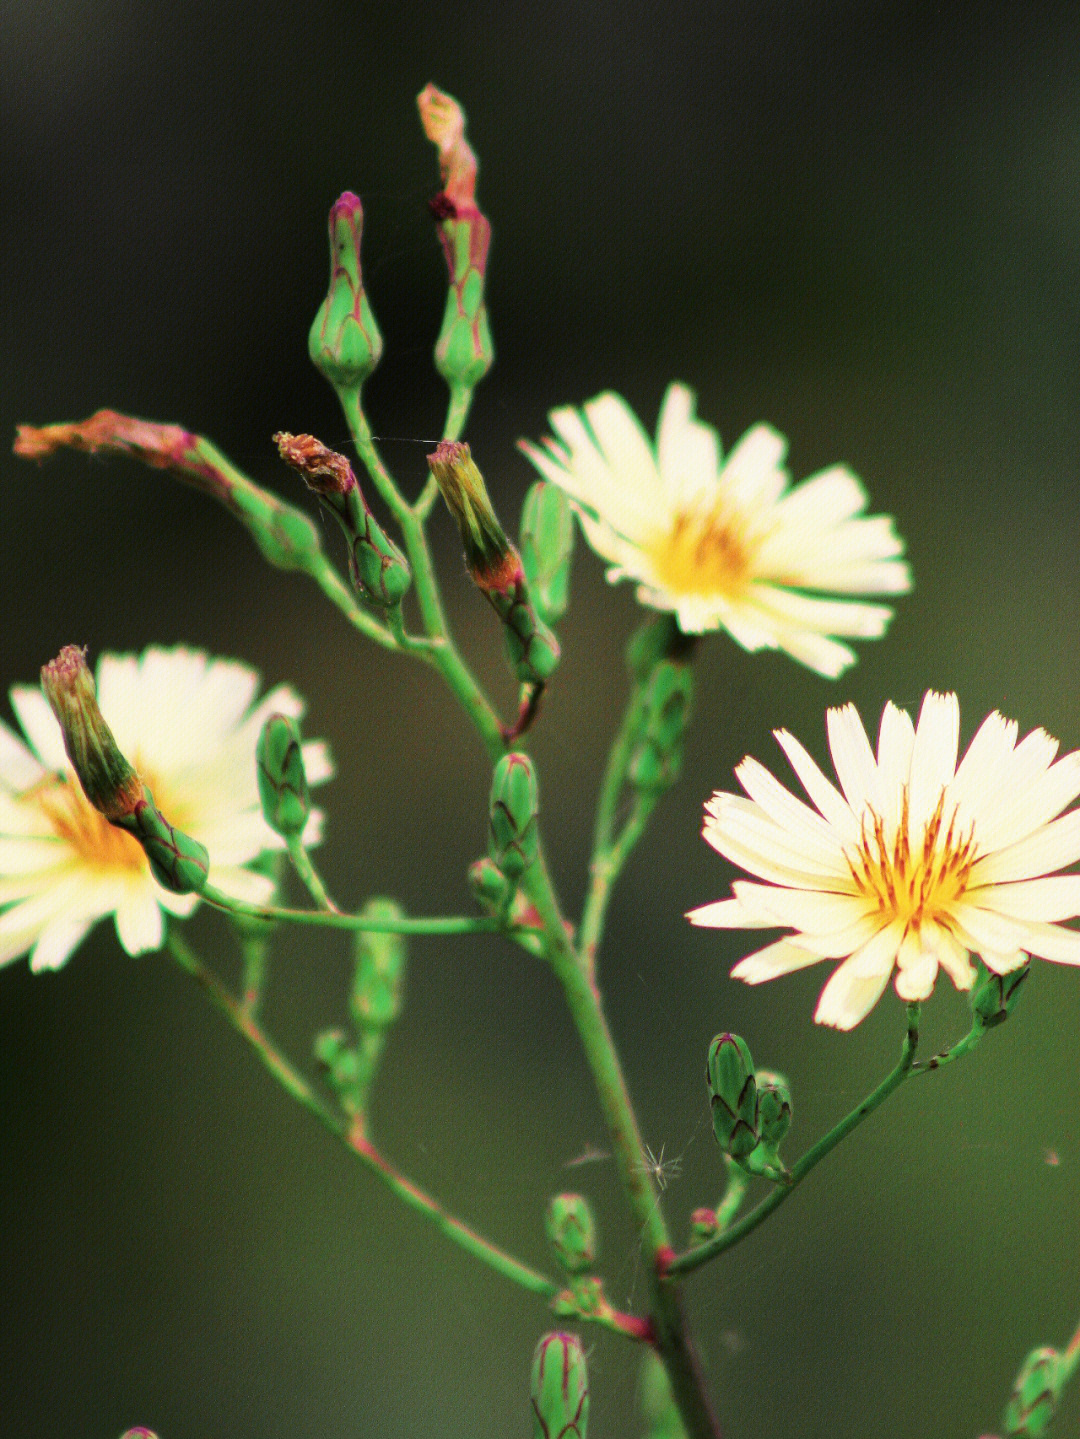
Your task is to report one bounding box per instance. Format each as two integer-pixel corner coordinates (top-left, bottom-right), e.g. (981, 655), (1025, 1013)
(648, 500), (752, 597)
(846, 788), (977, 930)
(22, 773), (147, 873)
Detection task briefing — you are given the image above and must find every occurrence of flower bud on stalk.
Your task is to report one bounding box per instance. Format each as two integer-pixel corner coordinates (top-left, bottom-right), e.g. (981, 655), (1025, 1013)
(545, 1193), (597, 1275)
(706, 1032), (759, 1159)
(755, 1069), (793, 1150)
(314, 1028), (370, 1125)
(309, 191), (383, 393)
(275, 432), (410, 606)
(468, 856), (513, 911)
(520, 481), (575, 626)
(256, 714), (309, 839)
(689, 1206), (721, 1244)
(14, 411), (324, 575)
(350, 900), (407, 1031)
(1003, 1346), (1062, 1438)
(489, 753), (540, 879)
(531, 1332), (589, 1439)
(417, 84), (494, 390)
(427, 442), (559, 683)
(970, 958), (1030, 1030)
(628, 659), (694, 796)
(41, 647), (209, 895)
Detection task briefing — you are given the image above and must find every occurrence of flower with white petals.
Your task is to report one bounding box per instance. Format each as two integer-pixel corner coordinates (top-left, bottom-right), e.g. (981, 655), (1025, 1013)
(688, 692), (1080, 1028)
(0, 647), (332, 972)
(518, 385), (910, 677)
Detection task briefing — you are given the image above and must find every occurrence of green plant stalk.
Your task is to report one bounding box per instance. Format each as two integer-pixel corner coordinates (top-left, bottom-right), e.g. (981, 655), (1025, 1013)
(202, 886), (517, 935)
(910, 1023), (984, 1074)
(239, 931), (270, 1019)
(669, 1006), (922, 1278)
(1060, 1312), (1080, 1386)
(306, 548), (400, 651)
(416, 383), (475, 519)
(591, 683), (649, 857)
(579, 794), (656, 977)
(285, 835), (338, 911)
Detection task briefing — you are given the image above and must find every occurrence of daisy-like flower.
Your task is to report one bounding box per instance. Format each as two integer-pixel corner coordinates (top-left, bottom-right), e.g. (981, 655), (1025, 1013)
(0, 647), (332, 972)
(518, 385), (910, 677)
(688, 692), (1080, 1029)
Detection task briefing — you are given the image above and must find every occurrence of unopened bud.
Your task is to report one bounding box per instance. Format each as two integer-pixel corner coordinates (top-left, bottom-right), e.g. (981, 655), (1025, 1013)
(468, 856), (513, 911)
(628, 659), (694, 795)
(755, 1070), (793, 1150)
(531, 1332), (589, 1439)
(707, 1033), (759, 1159)
(275, 432), (410, 606)
(427, 442), (559, 684)
(309, 192), (383, 392)
(489, 753), (539, 878)
(625, 614), (695, 684)
(1003, 1346), (1061, 1438)
(314, 1027), (369, 1122)
(256, 714), (309, 839)
(545, 1193), (597, 1275)
(417, 85), (494, 390)
(119, 796), (211, 895)
(689, 1207), (720, 1245)
(520, 481), (574, 626)
(350, 900), (407, 1030)
(970, 959), (1030, 1030)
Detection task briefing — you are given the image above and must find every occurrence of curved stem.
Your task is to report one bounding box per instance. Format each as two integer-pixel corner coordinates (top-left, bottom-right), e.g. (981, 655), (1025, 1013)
(579, 795), (655, 978)
(911, 1023), (983, 1074)
(202, 886), (515, 936)
(308, 559), (400, 651)
(285, 835), (338, 912)
(669, 1006), (922, 1279)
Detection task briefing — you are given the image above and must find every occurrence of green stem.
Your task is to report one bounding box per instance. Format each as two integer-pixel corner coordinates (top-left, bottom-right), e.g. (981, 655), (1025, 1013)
(239, 932), (270, 1019)
(715, 1156), (750, 1231)
(579, 795), (656, 978)
(910, 1024), (984, 1074)
(591, 683), (648, 857)
(308, 559), (400, 651)
(1060, 1312), (1080, 1385)
(202, 885), (515, 936)
(669, 1006), (922, 1279)
(285, 835), (338, 911)
(166, 931), (556, 1299)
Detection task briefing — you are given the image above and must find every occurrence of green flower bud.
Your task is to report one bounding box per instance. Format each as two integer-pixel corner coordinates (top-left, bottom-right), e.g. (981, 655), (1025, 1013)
(41, 646), (143, 822)
(489, 753), (539, 879)
(314, 1027), (371, 1122)
(689, 1207), (720, 1245)
(468, 856), (513, 912)
(628, 659), (694, 795)
(427, 442), (560, 684)
(309, 192), (383, 392)
(531, 1332), (589, 1439)
(707, 1033), (759, 1159)
(755, 1069), (793, 1149)
(970, 958), (1030, 1030)
(418, 85), (494, 390)
(545, 1193), (597, 1275)
(520, 481), (574, 626)
(116, 791), (210, 895)
(625, 614), (695, 684)
(256, 714), (309, 839)
(640, 1350), (685, 1439)
(275, 432), (411, 606)
(1004, 1346), (1062, 1438)
(350, 900), (407, 1031)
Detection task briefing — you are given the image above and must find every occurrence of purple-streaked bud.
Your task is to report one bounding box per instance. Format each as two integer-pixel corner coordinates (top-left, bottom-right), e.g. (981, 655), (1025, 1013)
(40, 647), (143, 822)
(531, 1332), (589, 1439)
(309, 191), (383, 392)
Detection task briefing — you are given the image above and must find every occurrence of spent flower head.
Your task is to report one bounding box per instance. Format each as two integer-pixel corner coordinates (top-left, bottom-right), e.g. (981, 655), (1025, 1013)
(0, 646), (331, 971)
(519, 385), (910, 677)
(689, 691), (1080, 1028)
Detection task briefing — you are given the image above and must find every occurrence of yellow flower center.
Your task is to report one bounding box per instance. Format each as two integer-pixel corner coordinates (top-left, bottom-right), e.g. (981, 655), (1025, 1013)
(648, 501), (752, 597)
(846, 788), (978, 930)
(21, 770), (182, 875)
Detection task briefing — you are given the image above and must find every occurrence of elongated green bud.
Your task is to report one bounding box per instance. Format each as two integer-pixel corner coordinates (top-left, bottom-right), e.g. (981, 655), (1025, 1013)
(489, 753), (539, 878)
(309, 192), (383, 392)
(468, 856), (513, 909)
(275, 432), (411, 606)
(755, 1069), (793, 1149)
(707, 1033), (759, 1159)
(531, 1333), (589, 1439)
(427, 442), (560, 683)
(417, 85), (494, 389)
(970, 958), (1030, 1030)
(546, 1193), (597, 1275)
(1004, 1346), (1062, 1437)
(41, 647), (208, 894)
(350, 900), (407, 1030)
(256, 713), (309, 839)
(689, 1207), (720, 1244)
(314, 1027), (371, 1123)
(15, 411), (325, 575)
(520, 481), (575, 626)
(628, 659), (694, 795)
(625, 614), (695, 684)
(640, 1350), (686, 1439)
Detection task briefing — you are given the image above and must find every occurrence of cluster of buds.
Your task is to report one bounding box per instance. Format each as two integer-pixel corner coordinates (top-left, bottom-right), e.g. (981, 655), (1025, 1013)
(427, 442), (560, 684)
(308, 191), (383, 396)
(417, 84), (494, 392)
(275, 432), (410, 607)
(546, 1192), (606, 1318)
(41, 648), (209, 895)
(519, 481), (575, 627)
(706, 1033), (792, 1181)
(1003, 1346), (1063, 1437)
(530, 1332), (589, 1439)
(315, 899), (408, 1136)
(488, 753), (540, 881)
(14, 411), (325, 577)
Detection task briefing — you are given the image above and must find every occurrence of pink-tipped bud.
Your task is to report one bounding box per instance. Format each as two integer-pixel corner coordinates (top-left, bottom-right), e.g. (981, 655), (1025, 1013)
(309, 191), (383, 392)
(40, 647), (144, 822)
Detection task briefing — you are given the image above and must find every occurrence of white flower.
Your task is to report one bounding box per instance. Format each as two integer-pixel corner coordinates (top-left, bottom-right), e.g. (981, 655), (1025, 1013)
(0, 646), (332, 972)
(688, 692), (1080, 1028)
(518, 385), (910, 677)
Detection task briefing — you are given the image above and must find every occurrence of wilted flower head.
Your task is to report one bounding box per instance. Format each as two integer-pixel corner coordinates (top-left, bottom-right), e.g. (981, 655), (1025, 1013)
(689, 692), (1080, 1028)
(519, 385), (910, 677)
(0, 647), (332, 972)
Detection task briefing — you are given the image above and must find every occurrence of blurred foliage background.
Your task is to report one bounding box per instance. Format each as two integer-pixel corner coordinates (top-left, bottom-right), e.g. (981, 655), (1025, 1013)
(2, 2), (1078, 1436)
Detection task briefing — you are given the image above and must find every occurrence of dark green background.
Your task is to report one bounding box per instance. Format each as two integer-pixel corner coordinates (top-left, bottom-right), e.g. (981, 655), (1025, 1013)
(2, 2), (1078, 1436)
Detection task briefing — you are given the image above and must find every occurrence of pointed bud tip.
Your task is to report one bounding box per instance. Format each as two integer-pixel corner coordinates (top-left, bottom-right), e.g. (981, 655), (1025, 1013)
(274, 432), (356, 496)
(41, 646), (144, 821)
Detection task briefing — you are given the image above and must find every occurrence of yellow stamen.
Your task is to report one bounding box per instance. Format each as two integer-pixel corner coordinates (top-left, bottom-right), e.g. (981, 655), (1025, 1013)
(23, 774), (146, 873)
(846, 786), (977, 931)
(648, 500), (752, 597)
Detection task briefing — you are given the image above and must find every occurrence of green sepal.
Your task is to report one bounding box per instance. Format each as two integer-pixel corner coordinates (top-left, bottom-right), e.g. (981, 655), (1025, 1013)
(468, 857), (514, 912)
(227, 480), (327, 575)
(115, 791), (210, 895)
(689, 1207), (720, 1244)
(640, 1349), (687, 1439)
(309, 192), (383, 391)
(350, 900), (407, 1031)
(970, 958), (1030, 1030)
(531, 1332), (589, 1439)
(1004, 1346), (1062, 1437)
(520, 481), (574, 626)
(707, 1033), (759, 1159)
(338, 486), (412, 606)
(628, 659), (694, 795)
(256, 714), (309, 839)
(488, 579), (561, 684)
(545, 1193), (597, 1275)
(489, 753), (539, 878)
(755, 1069), (793, 1149)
